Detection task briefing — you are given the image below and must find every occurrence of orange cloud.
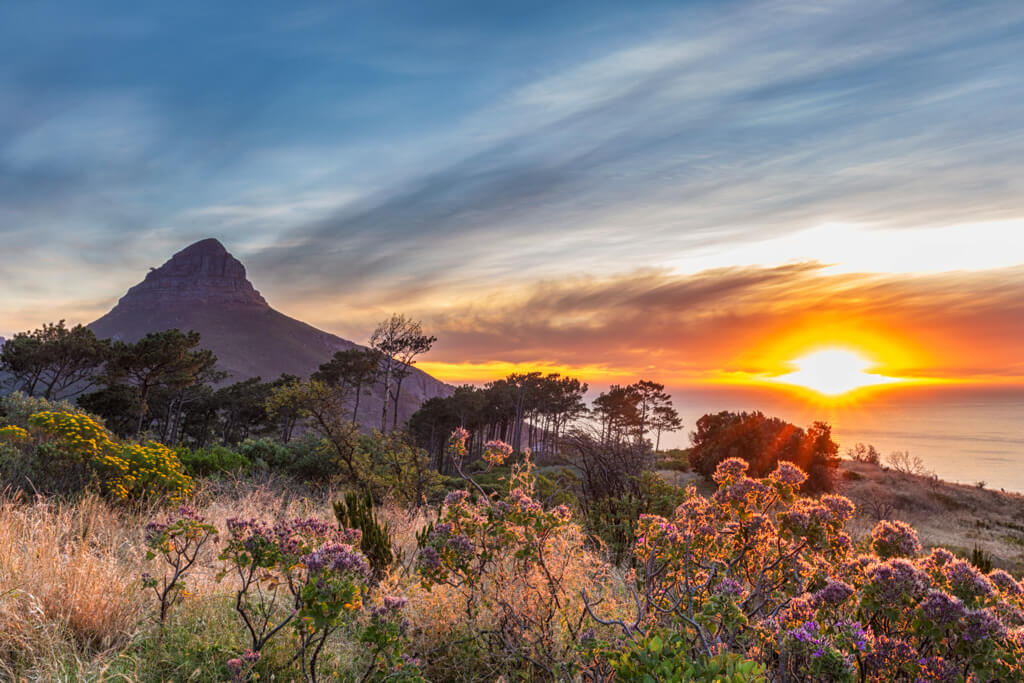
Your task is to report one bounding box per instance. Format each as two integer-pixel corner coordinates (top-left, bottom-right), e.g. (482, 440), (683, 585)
(406, 263), (1024, 389)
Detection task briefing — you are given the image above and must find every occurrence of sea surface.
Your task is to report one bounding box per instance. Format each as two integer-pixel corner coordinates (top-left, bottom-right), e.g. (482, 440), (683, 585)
(664, 385), (1024, 492)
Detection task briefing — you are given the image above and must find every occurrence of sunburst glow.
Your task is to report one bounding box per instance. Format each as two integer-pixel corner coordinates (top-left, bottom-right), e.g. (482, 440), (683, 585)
(771, 349), (902, 396)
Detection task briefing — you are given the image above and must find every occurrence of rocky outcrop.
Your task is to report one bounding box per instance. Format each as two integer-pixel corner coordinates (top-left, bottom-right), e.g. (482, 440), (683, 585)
(111, 238), (268, 310)
(89, 238), (452, 427)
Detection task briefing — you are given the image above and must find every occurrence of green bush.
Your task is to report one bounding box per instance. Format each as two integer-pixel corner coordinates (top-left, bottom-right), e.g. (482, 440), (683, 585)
(176, 445), (251, 477)
(234, 437), (291, 470)
(334, 489), (395, 581)
(0, 391), (85, 427)
(585, 471), (686, 564)
(604, 632), (767, 682)
(284, 433), (341, 480)
(657, 447), (692, 472)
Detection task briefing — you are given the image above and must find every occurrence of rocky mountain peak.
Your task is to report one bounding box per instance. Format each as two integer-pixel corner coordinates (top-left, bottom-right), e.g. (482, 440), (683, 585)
(113, 238), (268, 310)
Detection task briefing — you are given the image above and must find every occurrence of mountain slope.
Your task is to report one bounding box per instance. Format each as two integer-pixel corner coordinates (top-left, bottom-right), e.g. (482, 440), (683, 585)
(88, 238), (452, 426)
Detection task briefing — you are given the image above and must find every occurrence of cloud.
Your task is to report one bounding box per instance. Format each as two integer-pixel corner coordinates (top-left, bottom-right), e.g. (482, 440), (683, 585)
(411, 263), (1024, 384)
(2, 0), (1024, 366)
(248, 0), (1024, 300)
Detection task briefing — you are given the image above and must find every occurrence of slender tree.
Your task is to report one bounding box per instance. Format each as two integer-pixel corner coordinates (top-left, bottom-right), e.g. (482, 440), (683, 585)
(651, 403), (683, 451)
(369, 314), (436, 432)
(313, 347), (381, 422)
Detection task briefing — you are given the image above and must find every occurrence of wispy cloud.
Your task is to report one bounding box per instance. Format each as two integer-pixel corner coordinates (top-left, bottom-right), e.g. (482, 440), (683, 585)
(1, 0), (1023, 388)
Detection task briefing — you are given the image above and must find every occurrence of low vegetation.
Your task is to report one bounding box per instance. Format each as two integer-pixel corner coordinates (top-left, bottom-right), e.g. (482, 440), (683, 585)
(3, 322), (1024, 680)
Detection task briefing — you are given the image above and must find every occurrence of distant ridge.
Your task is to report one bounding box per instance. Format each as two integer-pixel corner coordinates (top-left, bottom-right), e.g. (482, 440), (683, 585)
(89, 238), (452, 426)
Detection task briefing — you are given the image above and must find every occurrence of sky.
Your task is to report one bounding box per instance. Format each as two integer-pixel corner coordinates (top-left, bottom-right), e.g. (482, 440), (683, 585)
(2, 0), (1024, 393)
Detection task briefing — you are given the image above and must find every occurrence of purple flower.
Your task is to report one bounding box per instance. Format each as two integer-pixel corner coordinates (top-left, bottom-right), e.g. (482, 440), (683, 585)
(382, 595), (408, 610)
(918, 589), (966, 626)
(714, 578), (746, 599)
(712, 457), (749, 484)
(865, 636), (916, 673)
(301, 543), (370, 579)
(866, 558), (928, 605)
(870, 520), (921, 559)
(446, 534), (473, 555)
(771, 461), (808, 487)
(989, 569), (1023, 596)
(714, 477), (770, 506)
(430, 522), (454, 538)
(444, 490), (470, 507)
(418, 546), (441, 571)
(820, 495), (856, 523)
(144, 520), (168, 542)
(812, 579), (854, 607)
(945, 560), (996, 603)
(961, 608), (1007, 642)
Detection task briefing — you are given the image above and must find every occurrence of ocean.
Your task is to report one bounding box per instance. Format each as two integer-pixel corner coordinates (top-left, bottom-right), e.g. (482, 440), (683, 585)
(665, 385), (1024, 492)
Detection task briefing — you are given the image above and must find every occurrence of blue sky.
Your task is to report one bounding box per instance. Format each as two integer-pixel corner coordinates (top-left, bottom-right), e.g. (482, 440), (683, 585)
(2, 1), (1023, 383)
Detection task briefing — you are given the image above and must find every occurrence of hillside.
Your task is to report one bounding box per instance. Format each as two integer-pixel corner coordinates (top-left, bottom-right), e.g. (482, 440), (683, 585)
(88, 238), (452, 427)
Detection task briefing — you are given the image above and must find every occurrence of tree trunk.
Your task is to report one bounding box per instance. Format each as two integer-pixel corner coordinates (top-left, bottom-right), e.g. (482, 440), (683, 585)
(352, 380), (362, 422)
(391, 375), (404, 431)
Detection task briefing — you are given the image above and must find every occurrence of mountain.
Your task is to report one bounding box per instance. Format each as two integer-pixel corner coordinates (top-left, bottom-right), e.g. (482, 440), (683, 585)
(88, 238), (452, 427)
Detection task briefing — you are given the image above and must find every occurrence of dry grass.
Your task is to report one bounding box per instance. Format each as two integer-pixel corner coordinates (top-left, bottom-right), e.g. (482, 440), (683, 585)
(0, 478), (467, 679)
(0, 492), (145, 679)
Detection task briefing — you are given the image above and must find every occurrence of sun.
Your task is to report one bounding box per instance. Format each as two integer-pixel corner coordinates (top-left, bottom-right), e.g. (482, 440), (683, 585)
(771, 348), (902, 396)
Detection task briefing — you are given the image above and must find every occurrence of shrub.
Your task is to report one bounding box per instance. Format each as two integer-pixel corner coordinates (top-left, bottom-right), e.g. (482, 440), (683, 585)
(177, 445), (251, 477)
(282, 433), (339, 480)
(887, 449), (929, 476)
(143, 506), (219, 624)
(604, 633), (767, 682)
(234, 437), (291, 470)
(870, 519), (922, 559)
(0, 391), (85, 426)
(26, 411), (193, 501)
(415, 430), (603, 677)
(657, 447), (692, 472)
(846, 442), (880, 465)
(334, 489), (395, 581)
(361, 430), (445, 507)
(584, 471), (686, 565)
(585, 456), (1024, 681)
(218, 515), (371, 681)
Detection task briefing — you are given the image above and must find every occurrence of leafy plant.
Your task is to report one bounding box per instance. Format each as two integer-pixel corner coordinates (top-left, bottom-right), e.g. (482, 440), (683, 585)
(606, 632), (767, 682)
(143, 506), (219, 624)
(218, 515), (370, 681)
(334, 489), (395, 581)
(176, 445), (251, 477)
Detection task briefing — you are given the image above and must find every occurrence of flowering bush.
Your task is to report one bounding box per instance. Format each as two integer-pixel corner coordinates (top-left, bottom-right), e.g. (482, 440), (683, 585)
(584, 456), (1024, 681)
(359, 595), (425, 681)
(26, 410), (192, 500)
(143, 506), (219, 624)
(415, 429), (602, 677)
(0, 425), (30, 443)
(218, 515), (370, 681)
(870, 519), (921, 559)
